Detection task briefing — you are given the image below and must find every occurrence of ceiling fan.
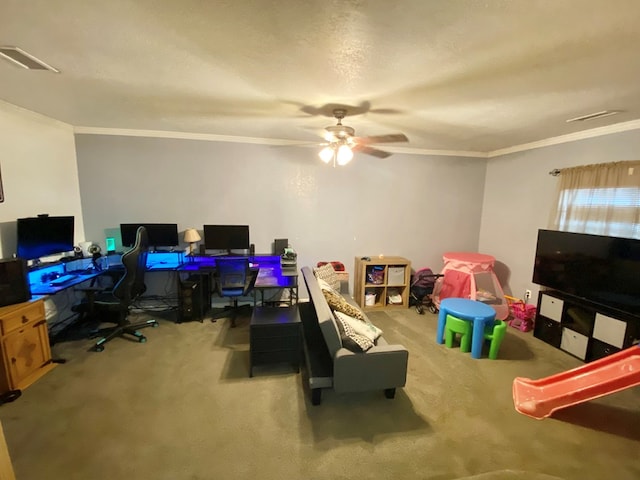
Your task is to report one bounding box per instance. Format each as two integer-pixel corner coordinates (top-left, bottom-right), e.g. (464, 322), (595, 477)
(317, 108), (408, 166)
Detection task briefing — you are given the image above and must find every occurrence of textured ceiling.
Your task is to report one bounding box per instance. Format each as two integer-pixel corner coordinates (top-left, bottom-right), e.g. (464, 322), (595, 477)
(2, 0), (640, 155)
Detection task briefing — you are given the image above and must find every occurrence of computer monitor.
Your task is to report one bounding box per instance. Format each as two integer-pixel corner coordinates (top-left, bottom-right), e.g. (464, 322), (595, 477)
(17, 215), (75, 261)
(120, 223), (179, 249)
(203, 225), (250, 252)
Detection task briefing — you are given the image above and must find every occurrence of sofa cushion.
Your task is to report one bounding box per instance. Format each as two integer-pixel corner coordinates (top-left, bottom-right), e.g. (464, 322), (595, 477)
(314, 263), (340, 291)
(322, 289), (366, 320)
(333, 312), (374, 352)
(302, 267), (343, 357)
(334, 311), (383, 343)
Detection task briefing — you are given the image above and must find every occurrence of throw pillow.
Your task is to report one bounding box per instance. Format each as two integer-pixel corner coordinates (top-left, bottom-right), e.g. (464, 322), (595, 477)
(322, 289), (366, 320)
(314, 263), (340, 291)
(317, 278), (337, 293)
(334, 311), (383, 343)
(333, 312), (374, 352)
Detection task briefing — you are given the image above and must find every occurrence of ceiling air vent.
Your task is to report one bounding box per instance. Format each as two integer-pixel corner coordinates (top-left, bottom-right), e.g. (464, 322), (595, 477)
(0, 46), (59, 72)
(566, 110), (620, 123)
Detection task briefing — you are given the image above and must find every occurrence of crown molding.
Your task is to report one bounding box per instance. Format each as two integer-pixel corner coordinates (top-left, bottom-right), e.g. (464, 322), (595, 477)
(75, 118), (640, 160)
(73, 126), (303, 145)
(73, 126), (487, 158)
(488, 119), (640, 158)
(1, 99), (74, 131)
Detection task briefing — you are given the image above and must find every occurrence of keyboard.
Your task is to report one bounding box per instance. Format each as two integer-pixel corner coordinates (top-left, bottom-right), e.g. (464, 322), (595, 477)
(50, 274), (79, 286)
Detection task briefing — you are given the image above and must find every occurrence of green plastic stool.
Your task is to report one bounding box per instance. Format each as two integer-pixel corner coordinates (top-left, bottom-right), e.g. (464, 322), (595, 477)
(444, 314), (473, 352)
(483, 320), (507, 359)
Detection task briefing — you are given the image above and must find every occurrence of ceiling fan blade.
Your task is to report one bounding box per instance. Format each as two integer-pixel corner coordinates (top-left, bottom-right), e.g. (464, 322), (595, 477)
(352, 144), (392, 159)
(353, 133), (408, 145)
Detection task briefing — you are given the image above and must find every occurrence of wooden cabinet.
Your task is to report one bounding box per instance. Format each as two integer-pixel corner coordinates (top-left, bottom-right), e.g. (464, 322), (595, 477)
(353, 256), (411, 311)
(0, 299), (56, 393)
(534, 290), (640, 362)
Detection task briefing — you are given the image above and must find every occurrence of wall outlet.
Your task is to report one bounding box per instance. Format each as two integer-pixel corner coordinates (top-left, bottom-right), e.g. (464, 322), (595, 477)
(524, 289), (532, 300)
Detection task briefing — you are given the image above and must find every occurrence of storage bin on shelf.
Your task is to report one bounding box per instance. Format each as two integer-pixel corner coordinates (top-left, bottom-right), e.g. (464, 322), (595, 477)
(365, 290), (377, 306)
(387, 266), (406, 286)
(366, 265), (385, 285)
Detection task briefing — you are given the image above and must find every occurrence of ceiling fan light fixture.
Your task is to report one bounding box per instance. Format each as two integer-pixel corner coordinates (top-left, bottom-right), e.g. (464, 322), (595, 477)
(336, 145), (353, 165)
(319, 146), (334, 163)
(315, 107), (407, 165)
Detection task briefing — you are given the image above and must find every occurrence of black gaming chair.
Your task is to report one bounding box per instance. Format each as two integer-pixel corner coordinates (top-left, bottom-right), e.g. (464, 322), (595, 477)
(211, 257), (257, 327)
(86, 226), (158, 351)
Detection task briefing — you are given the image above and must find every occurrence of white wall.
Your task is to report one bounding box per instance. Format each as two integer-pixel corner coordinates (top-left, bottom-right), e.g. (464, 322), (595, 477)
(0, 101), (86, 332)
(75, 134), (487, 283)
(479, 129), (640, 302)
(0, 100), (84, 258)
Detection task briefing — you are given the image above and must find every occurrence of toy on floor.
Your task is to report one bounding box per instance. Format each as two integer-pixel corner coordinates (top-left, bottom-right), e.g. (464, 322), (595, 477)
(432, 252), (509, 320)
(504, 295), (536, 332)
(512, 345), (640, 419)
(410, 267), (443, 314)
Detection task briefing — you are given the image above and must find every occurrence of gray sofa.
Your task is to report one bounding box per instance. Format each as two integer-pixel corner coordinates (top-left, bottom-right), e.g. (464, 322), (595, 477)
(300, 266), (409, 405)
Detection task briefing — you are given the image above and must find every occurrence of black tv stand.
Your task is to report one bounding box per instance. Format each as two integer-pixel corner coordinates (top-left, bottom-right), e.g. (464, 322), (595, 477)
(534, 290), (640, 362)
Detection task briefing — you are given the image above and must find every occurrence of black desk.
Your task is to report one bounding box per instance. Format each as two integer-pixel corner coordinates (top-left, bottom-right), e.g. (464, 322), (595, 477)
(180, 254), (298, 307)
(253, 266), (298, 306)
(27, 253), (298, 324)
(29, 271), (103, 296)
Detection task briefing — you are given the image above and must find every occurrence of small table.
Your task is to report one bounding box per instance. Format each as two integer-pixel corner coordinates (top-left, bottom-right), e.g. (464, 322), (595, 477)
(436, 297), (496, 359)
(253, 267), (298, 306)
(249, 306), (301, 377)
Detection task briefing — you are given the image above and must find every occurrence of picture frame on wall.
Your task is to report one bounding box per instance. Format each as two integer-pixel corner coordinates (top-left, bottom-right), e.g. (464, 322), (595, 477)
(0, 165), (3, 203)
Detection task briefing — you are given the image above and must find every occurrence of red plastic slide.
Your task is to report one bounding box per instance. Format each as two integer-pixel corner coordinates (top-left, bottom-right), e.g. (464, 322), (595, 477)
(513, 345), (640, 419)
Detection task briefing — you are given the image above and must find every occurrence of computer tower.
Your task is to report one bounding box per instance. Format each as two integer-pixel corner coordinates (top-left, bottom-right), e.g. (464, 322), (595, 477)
(177, 279), (198, 323)
(0, 258), (31, 307)
(274, 238), (288, 255)
(177, 274), (211, 322)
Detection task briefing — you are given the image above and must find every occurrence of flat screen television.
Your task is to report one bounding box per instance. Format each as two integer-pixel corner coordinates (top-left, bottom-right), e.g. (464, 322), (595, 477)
(17, 215), (75, 260)
(203, 225), (250, 252)
(120, 223), (179, 248)
(532, 229), (640, 317)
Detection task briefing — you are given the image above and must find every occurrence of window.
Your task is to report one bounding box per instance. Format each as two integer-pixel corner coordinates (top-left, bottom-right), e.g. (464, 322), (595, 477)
(550, 161), (640, 239)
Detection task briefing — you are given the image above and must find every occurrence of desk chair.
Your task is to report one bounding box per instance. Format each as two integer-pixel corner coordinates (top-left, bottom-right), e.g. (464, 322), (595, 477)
(212, 257), (257, 327)
(76, 226), (158, 351)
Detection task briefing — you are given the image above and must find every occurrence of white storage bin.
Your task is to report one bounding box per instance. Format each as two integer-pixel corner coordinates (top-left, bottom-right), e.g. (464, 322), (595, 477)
(365, 292), (376, 306)
(560, 327), (589, 360)
(539, 294), (563, 322)
(593, 313), (627, 348)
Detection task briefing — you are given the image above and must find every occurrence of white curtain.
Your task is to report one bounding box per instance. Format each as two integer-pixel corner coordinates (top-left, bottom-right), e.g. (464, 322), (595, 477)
(549, 160), (640, 239)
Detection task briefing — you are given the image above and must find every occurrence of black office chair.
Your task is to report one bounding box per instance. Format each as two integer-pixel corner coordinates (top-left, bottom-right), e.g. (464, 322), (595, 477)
(211, 257), (257, 327)
(79, 226), (159, 351)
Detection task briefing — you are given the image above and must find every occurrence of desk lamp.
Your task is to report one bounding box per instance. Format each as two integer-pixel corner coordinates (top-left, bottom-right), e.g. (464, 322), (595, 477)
(184, 229), (201, 255)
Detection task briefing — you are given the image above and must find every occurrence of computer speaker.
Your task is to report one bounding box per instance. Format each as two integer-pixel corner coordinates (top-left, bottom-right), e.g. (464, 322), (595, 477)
(0, 258), (31, 307)
(274, 238), (288, 255)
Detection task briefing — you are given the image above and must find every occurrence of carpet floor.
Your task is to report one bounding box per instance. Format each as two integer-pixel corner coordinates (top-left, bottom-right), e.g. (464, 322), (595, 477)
(0, 304), (638, 480)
